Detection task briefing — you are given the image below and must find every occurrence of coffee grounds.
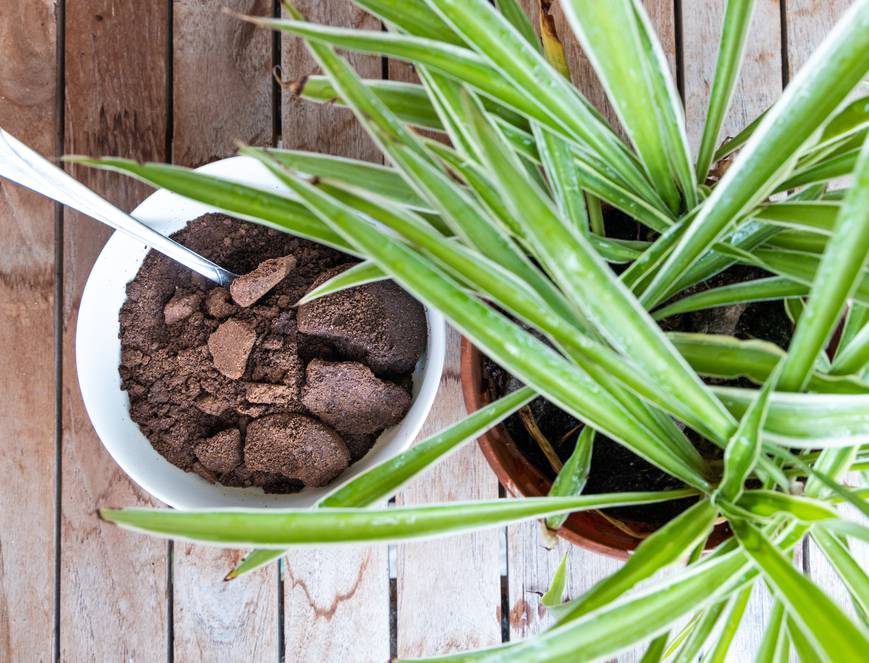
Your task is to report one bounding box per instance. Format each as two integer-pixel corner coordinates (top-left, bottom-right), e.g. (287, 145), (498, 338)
(302, 359), (412, 435)
(297, 264), (428, 375)
(118, 213), (427, 492)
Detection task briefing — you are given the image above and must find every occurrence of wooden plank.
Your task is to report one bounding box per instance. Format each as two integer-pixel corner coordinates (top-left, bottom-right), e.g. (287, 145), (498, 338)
(395, 328), (503, 657)
(0, 1), (57, 660)
(681, 0), (782, 157)
(783, 0), (852, 82)
(173, 548), (278, 661)
(61, 2), (170, 660)
(173, 0), (273, 168)
(280, 0), (381, 157)
(170, 3), (279, 661)
(280, 3), (390, 661)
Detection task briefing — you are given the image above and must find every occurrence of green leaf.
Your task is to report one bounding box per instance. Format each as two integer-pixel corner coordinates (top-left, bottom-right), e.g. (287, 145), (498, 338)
(100, 491), (696, 547)
(320, 387), (534, 508)
(714, 387), (869, 448)
(811, 528), (869, 618)
(714, 365), (777, 503)
(652, 278), (808, 320)
(296, 261), (386, 304)
(561, 0), (691, 211)
(695, 0), (756, 182)
(672, 333), (869, 394)
(754, 600), (787, 663)
(736, 490), (840, 523)
(639, 2), (869, 305)
(422, 0), (664, 210)
(461, 88), (735, 445)
(546, 426), (594, 530)
(494, 0), (539, 49)
(299, 76), (443, 131)
(780, 134), (869, 391)
(464, 546), (753, 663)
(713, 107), (767, 162)
(227, 387), (546, 580)
(777, 147), (861, 190)
(672, 600), (727, 663)
(534, 124), (590, 234)
(352, 0), (462, 44)
(832, 321), (869, 376)
(66, 157), (353, 252)
(249, 148), (711, 488)
(717, 245), (869, 309)
(554, 500), (717, 625)
(262, 149), (431, 211)
(785, 617), (824, 663)
(541, 554), (568, 608)
(732, 519), (869, 662)
(700, 586), (752, 663)
(754, 201), (841, 234)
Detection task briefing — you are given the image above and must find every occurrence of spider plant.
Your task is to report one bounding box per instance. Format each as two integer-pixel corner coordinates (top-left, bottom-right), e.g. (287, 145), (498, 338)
(82, 0), (869, 659)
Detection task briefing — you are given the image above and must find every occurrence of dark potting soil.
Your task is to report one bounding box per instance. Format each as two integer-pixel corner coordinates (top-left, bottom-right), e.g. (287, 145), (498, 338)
(483, 257), (794, 526)
(118, 213), (427, 492)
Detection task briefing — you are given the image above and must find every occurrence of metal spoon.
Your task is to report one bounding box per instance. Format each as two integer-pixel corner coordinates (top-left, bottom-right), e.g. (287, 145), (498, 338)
(0, 128), (237, 286)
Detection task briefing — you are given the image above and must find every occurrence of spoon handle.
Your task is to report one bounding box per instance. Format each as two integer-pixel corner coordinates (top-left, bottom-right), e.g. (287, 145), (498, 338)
(0, 128), (236, 286)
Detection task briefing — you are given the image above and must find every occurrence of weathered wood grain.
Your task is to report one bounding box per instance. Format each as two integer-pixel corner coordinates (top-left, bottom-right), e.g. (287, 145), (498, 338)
(281, 3), (390, 661)
(173, 548), (278, 662)
(280, 0), (381, 156)
(681, 0), (782, 156)
(173, 0), (273, 167)
(170, 3), (280, 660)
(395, 328), (503, 658)
(783, 0), (853, 82)
(0, 1), (57, 660)
(61, 2), (169, 660)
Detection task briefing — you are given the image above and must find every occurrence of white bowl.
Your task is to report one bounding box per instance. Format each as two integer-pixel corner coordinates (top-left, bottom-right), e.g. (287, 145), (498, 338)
(76, 156), (446, 509)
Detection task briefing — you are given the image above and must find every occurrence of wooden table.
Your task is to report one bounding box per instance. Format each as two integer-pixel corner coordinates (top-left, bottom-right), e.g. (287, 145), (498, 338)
(0, 1), (857, 661)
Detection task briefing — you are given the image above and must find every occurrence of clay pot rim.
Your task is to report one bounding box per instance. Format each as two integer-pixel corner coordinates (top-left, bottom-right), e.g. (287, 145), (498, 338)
(460, 337), (730, 559)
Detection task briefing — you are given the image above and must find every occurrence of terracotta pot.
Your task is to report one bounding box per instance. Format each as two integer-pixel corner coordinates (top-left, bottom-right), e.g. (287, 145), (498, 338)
(460, 338), (730, 558)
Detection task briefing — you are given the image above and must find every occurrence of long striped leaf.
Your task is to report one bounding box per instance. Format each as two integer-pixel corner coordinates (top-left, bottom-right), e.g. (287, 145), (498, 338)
(639, 2), (869, 305)
(669, 333), (867, 394)
(554, 500), (717, 624)
(546, 426), (594, 530)
(228, 387), (535, 580)
(714, 387), (869, 448)
(695, 0), (756, 182)
(732, 519), (869, 662)
(561, 0), (690, 211)
(100, 491), (696, 548)
(352, 0), (462, 44)
(296, 261), (386, 304)
(811, 528), (869, 618)
(462, 91), (736, 444)
(780, 134), (869, 390)
(65, 157), (353, 252)
(652, 277), (809, 320)
(715, 367), (776, 503)
(421, 0), (665, 210)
